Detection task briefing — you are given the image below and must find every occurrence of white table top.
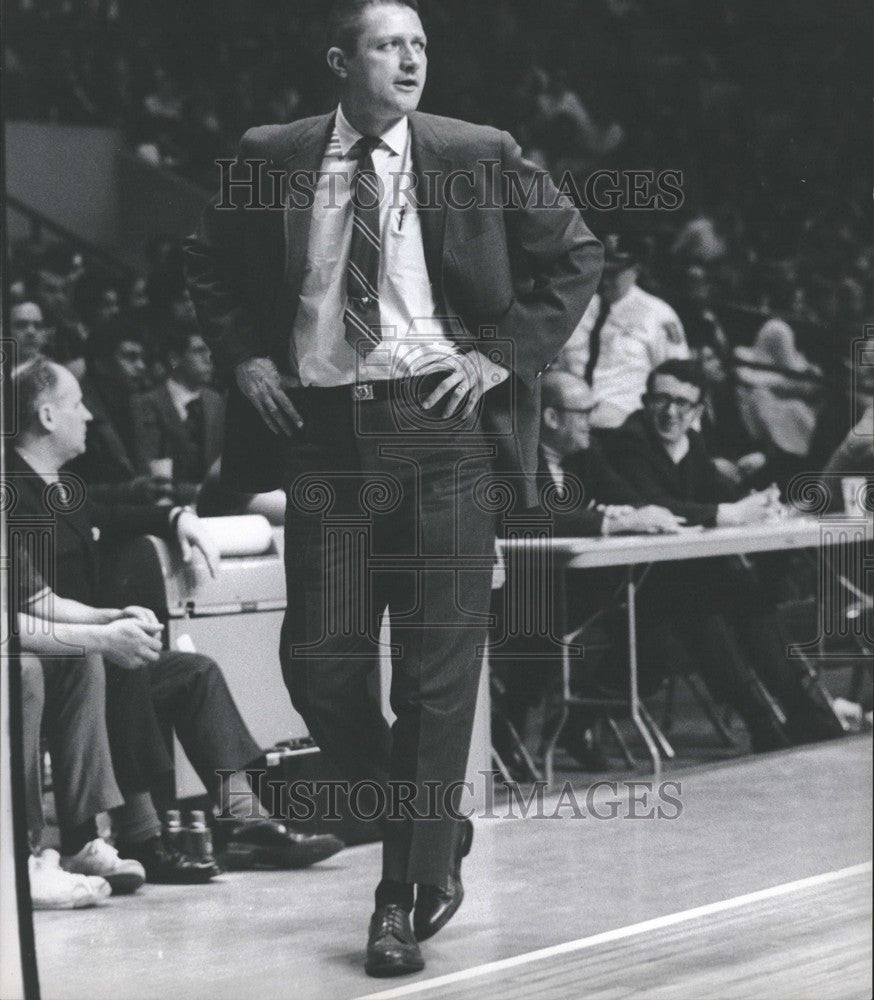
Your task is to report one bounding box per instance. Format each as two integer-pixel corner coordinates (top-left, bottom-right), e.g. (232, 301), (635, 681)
(499, 515), (872, 570)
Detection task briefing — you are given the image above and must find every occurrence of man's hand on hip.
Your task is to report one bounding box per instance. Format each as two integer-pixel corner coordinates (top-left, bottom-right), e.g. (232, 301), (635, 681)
(235, 357), (303, 436)
(421, 352), (509, 419)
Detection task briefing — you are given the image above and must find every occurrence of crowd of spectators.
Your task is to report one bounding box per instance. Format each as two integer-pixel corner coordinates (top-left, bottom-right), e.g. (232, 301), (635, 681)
(4, 0), (872, 911)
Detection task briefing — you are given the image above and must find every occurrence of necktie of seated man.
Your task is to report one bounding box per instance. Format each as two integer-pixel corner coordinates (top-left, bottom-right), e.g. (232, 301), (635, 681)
(583, 299), (611, 387)
(345, 136), (384, 358)
(185, 395), (204, 466)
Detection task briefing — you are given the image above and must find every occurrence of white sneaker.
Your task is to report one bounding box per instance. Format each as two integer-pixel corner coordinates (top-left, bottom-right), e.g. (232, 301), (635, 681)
(29, 852), (111, 910)
(61, 839), (145, 895)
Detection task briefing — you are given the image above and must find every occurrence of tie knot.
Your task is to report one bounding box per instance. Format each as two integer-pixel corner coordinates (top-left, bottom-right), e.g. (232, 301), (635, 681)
(350, 135), (382, 161)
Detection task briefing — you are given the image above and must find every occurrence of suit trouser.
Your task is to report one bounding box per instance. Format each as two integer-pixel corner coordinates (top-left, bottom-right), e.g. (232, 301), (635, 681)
(21, 653), (124, 850)
(106, 652), (261, 803)
(279, 382), (496, 886)
(147, 651), (263, 806)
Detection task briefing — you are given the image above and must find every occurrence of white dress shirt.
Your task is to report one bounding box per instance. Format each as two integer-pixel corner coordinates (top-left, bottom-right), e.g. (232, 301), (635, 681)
(166, 377), (201, 423)
(290, 104), (457, 387)
(557, 284), (689, 428)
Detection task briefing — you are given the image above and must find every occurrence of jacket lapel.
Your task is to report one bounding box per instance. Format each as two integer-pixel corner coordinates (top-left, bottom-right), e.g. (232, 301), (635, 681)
(277, 114), (337, 326)
(409, 113), (450, 307)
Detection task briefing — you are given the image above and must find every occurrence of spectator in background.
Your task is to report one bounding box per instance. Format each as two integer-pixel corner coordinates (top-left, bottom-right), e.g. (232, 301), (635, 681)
(34, 244), (89, 379)
(134, 323), (225, 506)
(9, 300), (50, 364)
(733, 313), (824, 485)
(556, 234), (689, 429)
(71, 271), (122, 331)
(68, 318), (172, 504)
(670, 266), (768, 487)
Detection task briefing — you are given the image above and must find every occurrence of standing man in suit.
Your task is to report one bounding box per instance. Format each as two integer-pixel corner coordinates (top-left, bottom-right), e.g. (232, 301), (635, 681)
(184, 0), (602, 976)
(134, 322), (226, 505)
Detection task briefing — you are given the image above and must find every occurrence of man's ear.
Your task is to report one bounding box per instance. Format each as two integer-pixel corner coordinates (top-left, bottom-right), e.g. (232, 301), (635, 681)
(36, 401), (54, 433)
(542, 406), (559, 431)
(327, 47), (348, 80)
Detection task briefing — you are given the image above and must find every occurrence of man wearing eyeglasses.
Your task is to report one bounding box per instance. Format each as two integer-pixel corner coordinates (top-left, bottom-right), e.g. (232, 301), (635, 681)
(599, 359), (845, 750)
(602, 359), (779, 527)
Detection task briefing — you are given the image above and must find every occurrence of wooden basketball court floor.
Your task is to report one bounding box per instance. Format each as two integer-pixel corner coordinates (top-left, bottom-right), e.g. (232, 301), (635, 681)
(33, 734), (872, 1000)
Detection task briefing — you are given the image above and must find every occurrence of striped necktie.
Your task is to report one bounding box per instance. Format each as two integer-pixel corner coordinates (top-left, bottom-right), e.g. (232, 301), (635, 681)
(345, 135), (383, 358)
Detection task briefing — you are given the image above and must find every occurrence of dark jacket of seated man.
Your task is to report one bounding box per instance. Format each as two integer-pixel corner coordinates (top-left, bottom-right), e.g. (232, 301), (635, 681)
(491, 372), (683, 768)
(595, 359), (845, 746)
(597, 410), (742, 527)
(530, 371), (682, 539)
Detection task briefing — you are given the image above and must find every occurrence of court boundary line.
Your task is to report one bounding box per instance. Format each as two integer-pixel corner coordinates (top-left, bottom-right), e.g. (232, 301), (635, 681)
(355, 861), (872, 1000)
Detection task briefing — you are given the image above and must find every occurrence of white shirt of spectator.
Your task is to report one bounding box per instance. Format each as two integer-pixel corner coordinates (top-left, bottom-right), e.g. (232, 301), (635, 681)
(557, 284), (689, 429)
(166, 376), (201, 423)
(290, 105), (456, 387)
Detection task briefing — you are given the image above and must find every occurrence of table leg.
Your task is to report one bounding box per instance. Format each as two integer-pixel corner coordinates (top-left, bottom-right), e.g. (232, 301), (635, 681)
(540, 566), (571, 787)
(627, 565), (661, 776)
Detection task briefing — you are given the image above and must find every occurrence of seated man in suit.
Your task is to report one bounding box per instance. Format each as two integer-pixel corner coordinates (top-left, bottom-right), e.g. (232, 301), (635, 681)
(9, 357), (345, 882)
(491, 372), (683, 773)
(134, 321), (225, 505)
(599, 359), (846, 746)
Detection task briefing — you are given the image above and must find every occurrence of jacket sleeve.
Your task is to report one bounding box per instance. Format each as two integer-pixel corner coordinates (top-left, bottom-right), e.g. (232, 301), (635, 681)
(601, 434), (720, 527)
(498, 131), (604, 388)
(131, 393), (162, 476)
(182, 128), (273, 377)
(585, 438), (648, 507)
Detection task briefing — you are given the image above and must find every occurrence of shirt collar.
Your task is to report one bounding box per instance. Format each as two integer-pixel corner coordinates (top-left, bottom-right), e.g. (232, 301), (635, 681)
(166, 377), (200, 418)
(335, 103), (408, 158)
(663, 434), (691, 465)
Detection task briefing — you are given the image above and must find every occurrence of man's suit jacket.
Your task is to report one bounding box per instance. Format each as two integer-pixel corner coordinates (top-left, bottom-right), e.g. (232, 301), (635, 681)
(133, 382), (225, 498)
(7, 449), (174, 607)
(183, 111), (603, 504)
(535, 439), (645, 538)
(597, 411), (741, 527)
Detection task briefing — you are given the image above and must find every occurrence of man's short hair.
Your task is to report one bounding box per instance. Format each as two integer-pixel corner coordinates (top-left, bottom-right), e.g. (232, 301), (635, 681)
(13, 356), (60, 434)
(646, 359), (707, 399)
(327, 0), (419, 54)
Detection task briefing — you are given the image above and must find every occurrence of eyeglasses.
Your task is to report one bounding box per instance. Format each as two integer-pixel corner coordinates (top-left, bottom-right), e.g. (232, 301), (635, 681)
(551, 406), (595, 416)
(644, 392), (701, 416)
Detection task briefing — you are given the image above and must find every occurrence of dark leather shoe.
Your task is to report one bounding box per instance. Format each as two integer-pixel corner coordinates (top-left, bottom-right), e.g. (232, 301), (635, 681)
(219, 820), (344, 870)
(117, 837), (217, 885)
(365, 904), (424, 978)
(413, 818), (473, 942)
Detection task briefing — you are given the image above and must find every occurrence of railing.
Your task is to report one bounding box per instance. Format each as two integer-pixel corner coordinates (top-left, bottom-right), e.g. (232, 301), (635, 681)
(5, 195), (134, 282)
